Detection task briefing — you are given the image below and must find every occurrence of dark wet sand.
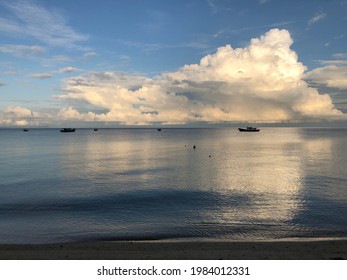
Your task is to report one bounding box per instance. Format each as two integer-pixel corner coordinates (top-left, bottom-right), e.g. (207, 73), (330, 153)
(0, 239), (346, 260)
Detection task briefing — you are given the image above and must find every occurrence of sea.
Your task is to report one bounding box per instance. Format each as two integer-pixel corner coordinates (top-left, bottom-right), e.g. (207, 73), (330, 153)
(1, 127), (347, 244)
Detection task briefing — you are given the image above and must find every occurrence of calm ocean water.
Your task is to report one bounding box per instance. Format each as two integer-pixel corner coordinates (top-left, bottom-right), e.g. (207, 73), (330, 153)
(1, 127), (347, 244)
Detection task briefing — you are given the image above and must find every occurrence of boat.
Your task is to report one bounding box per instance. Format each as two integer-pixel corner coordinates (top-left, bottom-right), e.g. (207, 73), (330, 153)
(60, 128), (76, 133)
(23, 129), (29, 132)
(238, 126), (260, 132)
(157, 128), (162, 131)
(94, 128), (98, 131)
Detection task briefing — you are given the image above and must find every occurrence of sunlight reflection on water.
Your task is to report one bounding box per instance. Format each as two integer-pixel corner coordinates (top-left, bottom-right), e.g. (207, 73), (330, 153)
(0, 127), (347, 243)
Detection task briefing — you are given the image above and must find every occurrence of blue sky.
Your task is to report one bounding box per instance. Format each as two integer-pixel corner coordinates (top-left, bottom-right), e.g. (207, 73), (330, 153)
(0, 0), (346, 126)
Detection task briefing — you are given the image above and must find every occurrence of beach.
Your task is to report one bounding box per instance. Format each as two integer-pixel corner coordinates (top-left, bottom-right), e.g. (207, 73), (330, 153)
(0, 239), (346, 260)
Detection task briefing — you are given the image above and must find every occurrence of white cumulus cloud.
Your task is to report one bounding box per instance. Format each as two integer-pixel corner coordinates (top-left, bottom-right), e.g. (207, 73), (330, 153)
(55, 29), (342, 125)
(4, 106), (34, 118)
(58, 67), (79, 74)
(83, 52), (97, 57)
(1, 106), (43, 126)
(305, 65), (347, 90)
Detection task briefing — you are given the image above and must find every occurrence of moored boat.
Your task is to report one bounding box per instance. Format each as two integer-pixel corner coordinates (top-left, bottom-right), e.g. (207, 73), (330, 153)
(238, 126), (260, 132)
(60, 128), (76, 133)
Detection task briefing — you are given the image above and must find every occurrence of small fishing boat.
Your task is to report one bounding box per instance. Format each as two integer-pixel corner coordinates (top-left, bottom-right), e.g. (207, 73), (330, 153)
(23, 129), (29, 132)
(94, 128), (98, 131)
(238, 126), (260, 132)
(60, 128), (76, 133)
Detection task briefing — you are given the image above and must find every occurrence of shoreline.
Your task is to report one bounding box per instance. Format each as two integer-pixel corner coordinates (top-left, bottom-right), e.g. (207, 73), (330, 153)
(0, 238), (346, 260)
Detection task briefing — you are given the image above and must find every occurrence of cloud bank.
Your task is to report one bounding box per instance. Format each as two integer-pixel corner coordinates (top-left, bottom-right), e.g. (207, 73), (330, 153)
(305, 65), (347, 90)
(1, 106), (41, 126)
(1, 29), (344, 126)
(56, 29), (342, 125)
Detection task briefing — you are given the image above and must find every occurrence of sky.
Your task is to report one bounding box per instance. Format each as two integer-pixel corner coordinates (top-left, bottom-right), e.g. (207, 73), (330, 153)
(0, 0), (347, 127)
